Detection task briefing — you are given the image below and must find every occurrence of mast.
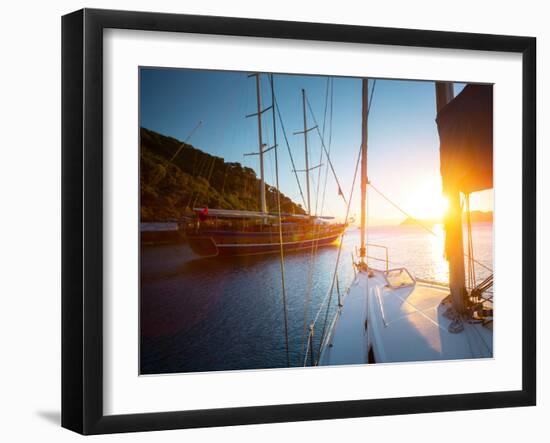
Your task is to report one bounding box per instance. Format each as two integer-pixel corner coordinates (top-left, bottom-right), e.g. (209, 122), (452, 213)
(360, 79), (368, 262)
(292, 89), (319, 216)
(435, 82), (466, 315)
(255, 74), (267, 214)
(302, 89), (312, 215)
(245, 73), (277, 215)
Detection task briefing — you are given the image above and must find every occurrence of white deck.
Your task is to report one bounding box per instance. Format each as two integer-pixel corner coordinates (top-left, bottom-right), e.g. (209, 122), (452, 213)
(318, 274), (370, 365)
(319, 270), (493, 366)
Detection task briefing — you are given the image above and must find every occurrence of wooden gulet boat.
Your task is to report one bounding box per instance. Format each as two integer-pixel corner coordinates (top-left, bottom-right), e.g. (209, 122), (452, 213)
(186, 74), (347, 258)
(186, 209), (345, 257)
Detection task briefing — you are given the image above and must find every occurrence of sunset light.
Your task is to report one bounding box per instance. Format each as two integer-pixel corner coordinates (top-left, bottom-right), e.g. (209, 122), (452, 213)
(406, 181), (449, 221)
(139, 68), (494, 374)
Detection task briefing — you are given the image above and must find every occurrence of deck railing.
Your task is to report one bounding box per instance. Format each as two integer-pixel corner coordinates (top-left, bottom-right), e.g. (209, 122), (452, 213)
(354, 243), (390, 273)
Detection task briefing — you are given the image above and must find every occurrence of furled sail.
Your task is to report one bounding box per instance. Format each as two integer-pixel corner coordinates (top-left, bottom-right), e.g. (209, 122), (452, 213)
(436, 84), (493, 194)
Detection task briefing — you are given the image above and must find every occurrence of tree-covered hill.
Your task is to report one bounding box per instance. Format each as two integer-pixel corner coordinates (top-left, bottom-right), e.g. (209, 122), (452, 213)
(140, 127), (306, 221)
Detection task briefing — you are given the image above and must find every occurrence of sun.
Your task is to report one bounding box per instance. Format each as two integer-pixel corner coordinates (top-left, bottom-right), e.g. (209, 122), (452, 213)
(408, 183), (449, 221)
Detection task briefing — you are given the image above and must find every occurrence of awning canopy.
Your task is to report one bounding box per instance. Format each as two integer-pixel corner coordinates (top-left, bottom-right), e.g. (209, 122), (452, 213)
(437, 84), (493, 195)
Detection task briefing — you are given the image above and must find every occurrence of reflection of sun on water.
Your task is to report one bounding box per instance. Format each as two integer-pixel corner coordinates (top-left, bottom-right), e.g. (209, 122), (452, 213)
(430, 223), (449, 284)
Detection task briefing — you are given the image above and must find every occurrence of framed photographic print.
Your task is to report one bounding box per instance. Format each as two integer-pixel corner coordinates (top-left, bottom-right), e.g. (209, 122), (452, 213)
(62, 8), (536, 435)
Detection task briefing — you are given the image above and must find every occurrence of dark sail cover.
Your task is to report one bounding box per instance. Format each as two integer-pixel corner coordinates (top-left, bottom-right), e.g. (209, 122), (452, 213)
(437, 84), (493, 194)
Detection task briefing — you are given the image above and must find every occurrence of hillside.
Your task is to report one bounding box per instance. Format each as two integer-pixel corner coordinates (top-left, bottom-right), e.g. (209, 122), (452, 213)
(400, 210), (493, 226)
(140, 127), (306, 221)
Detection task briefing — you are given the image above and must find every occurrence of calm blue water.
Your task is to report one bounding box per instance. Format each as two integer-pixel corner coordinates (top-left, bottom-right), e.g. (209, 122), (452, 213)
(140, 222), (493, 374)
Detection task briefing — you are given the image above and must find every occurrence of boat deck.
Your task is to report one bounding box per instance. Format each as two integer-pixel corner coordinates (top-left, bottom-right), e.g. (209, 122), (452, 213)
(319, 270), (493, 366)
(318, 274), (369, 365)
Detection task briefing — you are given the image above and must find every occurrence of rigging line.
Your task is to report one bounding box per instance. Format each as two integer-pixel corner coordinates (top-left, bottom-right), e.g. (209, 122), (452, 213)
(322, 77), (330, 139)
(193, 156), (217, 208)
(309, 138), (362, 361)
(300, 221), (323, 356)
(316, 80), (376, 357)
(314, 77), (331, 215)
(368, 182), (436, 234)
(270, 74), (290, 367)
(303, 327), (313, 367)
(315, 145), (360, 359)
(314, 78), (332, 218)
(368, 181), (493, 273)
(300, 100), (335, 354)
(313, 152), (323, 216)
(466, 193), (477, 290)
(318, 78), (334, 218)
(305, 96), (347, 205)
(305, 79), (377, 207)
(301, 90), (337, 357)
(299, 185), (332, 355)
(273, 93), (308, 210)
(302, 81), (331, 324)
(262, 77), (276, 203)
(366, 180), (371, 359)
(329, 78), (335, 149)
(465, 193), (472, 289)
(222, 73), (248, 169)
(322, 78), (334, 212)
(169, 120), (203, 163)
(314, 78), (330, 216)
(301, 79), (373, 359)
(300, 224), (319, 350)
(301, 83), (333, 357)
(463, 281), (492, 354)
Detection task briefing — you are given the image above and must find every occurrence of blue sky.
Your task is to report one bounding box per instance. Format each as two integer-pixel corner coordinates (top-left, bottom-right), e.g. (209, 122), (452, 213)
(140, 68), (491, 225)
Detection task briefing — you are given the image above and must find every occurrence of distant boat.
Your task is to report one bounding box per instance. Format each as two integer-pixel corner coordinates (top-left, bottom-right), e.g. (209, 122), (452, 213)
(185, 73), (347, 258)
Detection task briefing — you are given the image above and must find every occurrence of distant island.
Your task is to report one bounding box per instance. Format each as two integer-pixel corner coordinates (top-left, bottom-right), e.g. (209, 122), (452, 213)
(400, 210), (493, 226)
(140, 127), (306, 221)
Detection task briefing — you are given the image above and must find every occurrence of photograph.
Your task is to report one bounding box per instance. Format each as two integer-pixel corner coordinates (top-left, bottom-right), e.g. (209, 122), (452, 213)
(139, 68), (494, 375)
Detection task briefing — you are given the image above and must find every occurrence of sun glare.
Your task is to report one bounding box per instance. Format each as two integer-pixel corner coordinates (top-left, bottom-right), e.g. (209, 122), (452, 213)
(408, 182), (449, 221)
(437, 196), (449, 219)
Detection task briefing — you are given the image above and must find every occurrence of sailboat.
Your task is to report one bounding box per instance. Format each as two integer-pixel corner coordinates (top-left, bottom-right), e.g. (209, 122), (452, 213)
(186, 74), (347, 257)
(317, 79), (494, 365)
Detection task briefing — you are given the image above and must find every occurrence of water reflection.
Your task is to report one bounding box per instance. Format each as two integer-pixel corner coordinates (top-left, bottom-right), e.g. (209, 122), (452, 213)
(140, 223), (492, 374)
(429, 224), (449, 284)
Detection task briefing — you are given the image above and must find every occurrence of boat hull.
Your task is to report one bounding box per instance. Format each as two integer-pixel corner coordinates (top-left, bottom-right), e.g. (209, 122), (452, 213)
(319, 269), (493, 366)
(187, 230), (343, 257)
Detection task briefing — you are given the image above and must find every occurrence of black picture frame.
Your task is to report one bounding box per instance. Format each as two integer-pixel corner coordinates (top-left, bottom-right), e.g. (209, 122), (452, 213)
(62, 8), (536, 435)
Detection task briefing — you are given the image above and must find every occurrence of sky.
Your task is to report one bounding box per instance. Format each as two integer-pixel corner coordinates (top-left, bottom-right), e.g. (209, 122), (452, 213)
(140, 68), (493, 226)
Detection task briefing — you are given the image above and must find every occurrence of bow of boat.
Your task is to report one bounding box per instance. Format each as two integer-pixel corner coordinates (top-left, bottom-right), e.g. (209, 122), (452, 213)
(319, 269), (493, 366)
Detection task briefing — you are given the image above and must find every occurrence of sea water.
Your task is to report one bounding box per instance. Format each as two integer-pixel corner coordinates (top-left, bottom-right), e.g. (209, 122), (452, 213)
(140, 222), (493, 374)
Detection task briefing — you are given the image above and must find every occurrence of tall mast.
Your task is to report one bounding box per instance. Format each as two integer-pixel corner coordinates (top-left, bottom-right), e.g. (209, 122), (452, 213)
(255, 74), (267, 214)
(292, 89), (319, 216)
(435, 82), (466, 315)
(360, 79), (368, 262)
(302, 89), (312, 215)
(245, 73), (276, 214)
